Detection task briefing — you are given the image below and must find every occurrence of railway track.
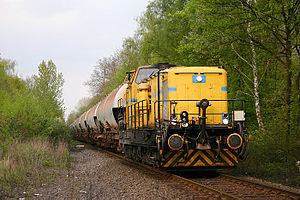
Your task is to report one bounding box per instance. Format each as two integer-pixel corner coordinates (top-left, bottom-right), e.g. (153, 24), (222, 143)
(86, 144), (300, 200)
(191, 174), (300, 199)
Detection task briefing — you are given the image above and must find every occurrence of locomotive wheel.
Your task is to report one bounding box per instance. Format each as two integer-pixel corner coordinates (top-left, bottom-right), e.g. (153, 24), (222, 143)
(132, 146), (138, 161)
(137, 146), (142, 162)
(124, 145), (131, 159)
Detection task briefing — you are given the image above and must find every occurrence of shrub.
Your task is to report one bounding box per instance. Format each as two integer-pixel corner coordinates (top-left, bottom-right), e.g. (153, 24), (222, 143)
(0, 137), (71, 197)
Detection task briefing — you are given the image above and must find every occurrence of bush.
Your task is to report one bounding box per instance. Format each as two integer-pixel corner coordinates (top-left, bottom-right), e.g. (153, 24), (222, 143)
(237, 132), (300, 187)
(0, 137), (71, 197)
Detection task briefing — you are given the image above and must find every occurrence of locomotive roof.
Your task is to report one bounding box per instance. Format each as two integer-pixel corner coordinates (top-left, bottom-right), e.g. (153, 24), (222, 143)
(138, 64), (222, 70)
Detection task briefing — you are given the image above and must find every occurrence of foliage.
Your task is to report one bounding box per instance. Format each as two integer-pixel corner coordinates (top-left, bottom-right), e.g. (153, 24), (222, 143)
(0, 58), (69, 140)
(33, 60), (65, 119)
(72, 0), (299, 186)
(0, 57), (72, 197)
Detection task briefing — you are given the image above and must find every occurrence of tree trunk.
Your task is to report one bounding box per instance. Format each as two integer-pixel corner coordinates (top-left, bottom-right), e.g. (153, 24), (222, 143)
(247, 0), (265, 131)
(284, 36), (292, 150)
(283, 13), (292, 182)
(250, 40), (265, 131)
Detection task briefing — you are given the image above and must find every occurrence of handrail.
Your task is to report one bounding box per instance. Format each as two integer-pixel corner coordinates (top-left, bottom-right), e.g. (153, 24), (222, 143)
(127, 99), (149, 130)
(154, 99), (245, 128)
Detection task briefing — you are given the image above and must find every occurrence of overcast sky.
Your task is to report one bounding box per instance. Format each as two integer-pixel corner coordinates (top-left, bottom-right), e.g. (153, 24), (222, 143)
(0, 0), (149, 118)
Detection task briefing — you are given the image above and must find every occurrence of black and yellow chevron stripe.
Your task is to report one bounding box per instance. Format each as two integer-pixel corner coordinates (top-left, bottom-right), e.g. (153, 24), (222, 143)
(161, 149), (238, 168)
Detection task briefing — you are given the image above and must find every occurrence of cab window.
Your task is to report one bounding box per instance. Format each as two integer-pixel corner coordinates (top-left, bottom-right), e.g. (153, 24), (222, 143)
(135, 68), (159, 84)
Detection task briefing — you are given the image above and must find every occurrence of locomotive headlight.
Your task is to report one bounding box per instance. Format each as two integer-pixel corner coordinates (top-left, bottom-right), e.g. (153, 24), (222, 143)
(196, 75), (203, 82)
(168, 134), (184, 150)
(222, 112), (229, 124)
(223, 118), (229, 124)
(182, 122), (189, 128)
(180, 111), (189, 128)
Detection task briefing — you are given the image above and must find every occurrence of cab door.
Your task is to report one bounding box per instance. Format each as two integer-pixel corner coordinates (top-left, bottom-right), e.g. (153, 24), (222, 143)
(126, 70), (136, 129)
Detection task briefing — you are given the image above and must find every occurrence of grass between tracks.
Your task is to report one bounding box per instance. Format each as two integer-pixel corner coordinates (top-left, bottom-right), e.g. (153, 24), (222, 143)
(0, 137), (71, 197)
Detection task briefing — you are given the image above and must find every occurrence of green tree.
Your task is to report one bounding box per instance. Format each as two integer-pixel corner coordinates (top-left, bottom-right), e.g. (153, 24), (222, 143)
(138, 0), (189, 64)
(182, 0), (299, 184)
(33, 60), (64, 120)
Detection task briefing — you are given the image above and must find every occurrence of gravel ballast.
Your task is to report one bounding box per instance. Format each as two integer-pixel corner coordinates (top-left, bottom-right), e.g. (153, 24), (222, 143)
(15, 146), (195, 200)
(11, 145), (300, 199)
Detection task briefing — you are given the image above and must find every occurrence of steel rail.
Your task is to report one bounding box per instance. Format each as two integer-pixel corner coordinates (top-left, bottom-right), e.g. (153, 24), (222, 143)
(219, 174), (300, 199)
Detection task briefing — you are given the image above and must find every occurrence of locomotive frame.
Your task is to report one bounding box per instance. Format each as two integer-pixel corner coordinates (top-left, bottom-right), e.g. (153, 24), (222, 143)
(71, 63), (249, 171)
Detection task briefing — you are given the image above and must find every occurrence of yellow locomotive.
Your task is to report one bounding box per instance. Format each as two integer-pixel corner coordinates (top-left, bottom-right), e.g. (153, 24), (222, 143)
(72, 63), (249, 170)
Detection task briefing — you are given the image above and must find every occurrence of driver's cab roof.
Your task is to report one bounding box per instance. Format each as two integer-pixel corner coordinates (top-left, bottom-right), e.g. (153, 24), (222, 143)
(127, 64), (179, 84)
